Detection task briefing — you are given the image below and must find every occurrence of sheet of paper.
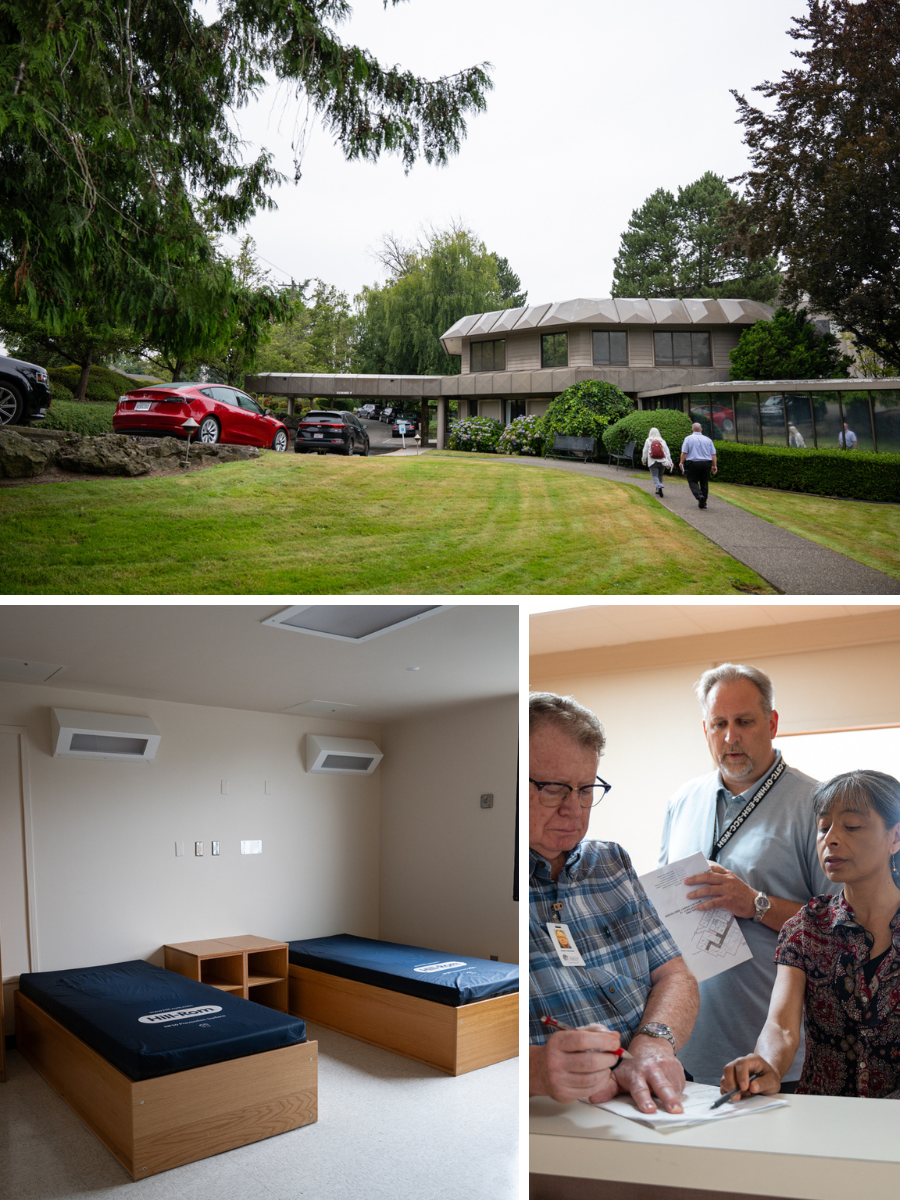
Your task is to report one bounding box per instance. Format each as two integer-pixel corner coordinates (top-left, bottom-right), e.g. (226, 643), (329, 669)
(639, 852), (753, 983)
(587, 1081), (788, 1132)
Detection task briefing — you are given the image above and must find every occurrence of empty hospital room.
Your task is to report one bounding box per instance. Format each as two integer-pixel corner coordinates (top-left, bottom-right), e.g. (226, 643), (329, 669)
(0, 603), (519, 1200)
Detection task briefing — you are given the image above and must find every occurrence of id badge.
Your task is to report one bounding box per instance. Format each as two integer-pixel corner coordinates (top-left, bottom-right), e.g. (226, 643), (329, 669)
(546, 921), (586, 967)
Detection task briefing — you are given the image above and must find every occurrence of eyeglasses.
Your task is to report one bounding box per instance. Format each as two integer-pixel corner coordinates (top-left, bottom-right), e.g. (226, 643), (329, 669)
(529, 776), (612, 809)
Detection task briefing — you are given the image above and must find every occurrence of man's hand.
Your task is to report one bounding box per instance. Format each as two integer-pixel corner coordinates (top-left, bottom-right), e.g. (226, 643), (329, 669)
(605, 1039), (686, 1114)
(711, 463), (718, 475)
(685, 862), (755, 919)
(529, 1025), (622, 1104)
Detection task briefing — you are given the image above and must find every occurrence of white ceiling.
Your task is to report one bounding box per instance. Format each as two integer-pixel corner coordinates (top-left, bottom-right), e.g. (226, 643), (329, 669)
(0, 604), (518, 722)
(530, 604), (899, 657)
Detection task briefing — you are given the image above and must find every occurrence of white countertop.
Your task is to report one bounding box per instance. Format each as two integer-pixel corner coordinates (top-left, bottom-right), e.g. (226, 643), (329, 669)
(530, 1093), (900, 1199)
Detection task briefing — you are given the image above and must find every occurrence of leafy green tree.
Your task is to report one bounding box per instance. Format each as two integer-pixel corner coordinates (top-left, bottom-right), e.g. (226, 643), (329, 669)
(729, 308), (853, 380)
(0, 300), (142, 400)
(354, 226), (523, 375)
(0, 1), (492, 338)
(255, 281), (355, 375)
(611, 173), (780, 302)
(492, 255), (527, 308)
(541, 381), (635, 457)
(730, 0), (900, 364)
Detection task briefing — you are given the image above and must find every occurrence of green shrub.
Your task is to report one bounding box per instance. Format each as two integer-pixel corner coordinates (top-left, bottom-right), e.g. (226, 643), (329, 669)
(48, 364), (140, 404)
(447, 415), (504, 453)
(43, 400), (117, 436)
(603, 410), (694, 461)
(496, 414), (546, 457)
(714, 441), (900, 503)
(541, 381), (635, 458)
(555, 380), (635, 422)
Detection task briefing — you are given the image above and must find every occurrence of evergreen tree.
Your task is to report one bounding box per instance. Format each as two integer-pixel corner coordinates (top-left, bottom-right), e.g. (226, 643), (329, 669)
(729, 308), (853, 380)
(730, 0), (900, 364)
(492, 255), (528, 308)
(611, 173), (780, 302)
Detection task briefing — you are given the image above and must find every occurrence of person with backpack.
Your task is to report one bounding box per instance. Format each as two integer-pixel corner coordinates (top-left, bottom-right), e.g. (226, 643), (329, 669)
(641, 426), (673, 497)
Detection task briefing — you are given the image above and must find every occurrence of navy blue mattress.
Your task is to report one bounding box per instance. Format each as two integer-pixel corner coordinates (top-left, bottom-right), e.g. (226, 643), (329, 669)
(19, 959), (307, 1081)
(287, 934), (518, 1006)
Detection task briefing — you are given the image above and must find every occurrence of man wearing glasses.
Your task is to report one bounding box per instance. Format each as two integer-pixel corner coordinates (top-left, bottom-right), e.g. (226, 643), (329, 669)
(529, 693), (699, 1113)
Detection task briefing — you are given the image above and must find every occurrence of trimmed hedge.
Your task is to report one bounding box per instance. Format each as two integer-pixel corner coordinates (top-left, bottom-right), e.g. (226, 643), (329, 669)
(43, 400), (117, 436)
(603, 410), (693, 460)
(714, 441), (900, 503)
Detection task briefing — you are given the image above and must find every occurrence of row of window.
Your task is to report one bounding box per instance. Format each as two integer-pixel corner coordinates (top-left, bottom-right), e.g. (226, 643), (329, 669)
(467, 331), (714, 371)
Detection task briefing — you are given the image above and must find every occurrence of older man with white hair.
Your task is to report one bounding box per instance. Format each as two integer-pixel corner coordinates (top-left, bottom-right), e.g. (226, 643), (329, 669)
(660, 663), (829, 1087)
(679, 421), (717, 508)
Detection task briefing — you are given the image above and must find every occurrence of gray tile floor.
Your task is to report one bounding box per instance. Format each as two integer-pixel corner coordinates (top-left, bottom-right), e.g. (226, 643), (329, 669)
(0, 1022), (519, 1199)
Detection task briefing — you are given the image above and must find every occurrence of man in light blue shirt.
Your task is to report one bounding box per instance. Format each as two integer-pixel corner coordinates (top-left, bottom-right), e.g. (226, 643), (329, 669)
(679, 423), (717, 508)
(838, 423), (858, 449)
(659, 663), (829, 1087)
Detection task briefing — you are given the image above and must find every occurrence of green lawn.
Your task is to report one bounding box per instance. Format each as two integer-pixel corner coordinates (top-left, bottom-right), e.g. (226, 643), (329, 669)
(708, 480), (900, 582)
(0, 454), (775, 595)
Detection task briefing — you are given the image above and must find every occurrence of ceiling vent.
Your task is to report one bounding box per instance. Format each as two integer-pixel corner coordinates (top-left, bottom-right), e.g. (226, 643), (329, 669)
(304, 734), (383, 776)
(50, 708), (161, 761)
(262, 604), (453, 642)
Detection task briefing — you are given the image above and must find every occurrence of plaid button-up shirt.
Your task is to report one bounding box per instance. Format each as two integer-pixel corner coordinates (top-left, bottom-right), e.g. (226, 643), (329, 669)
(529, 840), (680, 1045)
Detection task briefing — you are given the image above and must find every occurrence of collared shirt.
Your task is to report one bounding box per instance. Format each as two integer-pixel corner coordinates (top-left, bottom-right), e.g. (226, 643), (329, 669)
(777, 894), (900, 1096)
(681, 432), (716, 461)
(660, 759), (829, 1084)
(838, 429), (858, 449)
(529, 840), (680, 1045)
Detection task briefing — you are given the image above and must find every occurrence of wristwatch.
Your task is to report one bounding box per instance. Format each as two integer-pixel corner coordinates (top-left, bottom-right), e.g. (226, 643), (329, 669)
(753, 891), (771, 922)
(636, 1022), (676, 1052)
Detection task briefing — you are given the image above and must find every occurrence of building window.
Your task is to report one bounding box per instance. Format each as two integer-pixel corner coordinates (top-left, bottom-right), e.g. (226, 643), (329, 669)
(593, 331), (628, 366)
(541, 332), (568, 368)
(653, 331), (712, 367)
(470, 339), (506, 372)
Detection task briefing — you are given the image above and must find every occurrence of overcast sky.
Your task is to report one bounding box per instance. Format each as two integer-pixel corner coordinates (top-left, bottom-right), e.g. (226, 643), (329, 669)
(228, 0), (804, 305)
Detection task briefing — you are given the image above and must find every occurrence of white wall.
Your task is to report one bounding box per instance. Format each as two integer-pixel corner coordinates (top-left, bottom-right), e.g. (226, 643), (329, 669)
(0, 680), (382, 1028)
(378, 696), (519, 964)
(531, 640), (900, 876)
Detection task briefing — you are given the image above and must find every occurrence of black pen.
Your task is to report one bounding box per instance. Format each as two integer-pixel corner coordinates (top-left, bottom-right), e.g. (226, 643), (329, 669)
(710, 1072), (764, 1109)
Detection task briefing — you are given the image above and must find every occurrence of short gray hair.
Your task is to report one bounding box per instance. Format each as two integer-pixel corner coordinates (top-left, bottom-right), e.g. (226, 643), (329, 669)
(694, 663), (775, 717)
(529, 692), (606, 755)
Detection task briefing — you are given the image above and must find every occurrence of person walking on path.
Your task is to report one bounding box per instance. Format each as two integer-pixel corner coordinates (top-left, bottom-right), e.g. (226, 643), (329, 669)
(641, 426), (673, 497)
(679, 423), (717, 509)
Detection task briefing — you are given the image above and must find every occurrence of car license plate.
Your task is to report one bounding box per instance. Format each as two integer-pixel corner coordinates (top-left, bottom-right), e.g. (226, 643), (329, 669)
(313, 433), (323, 438)
(134, 401), (152, 411)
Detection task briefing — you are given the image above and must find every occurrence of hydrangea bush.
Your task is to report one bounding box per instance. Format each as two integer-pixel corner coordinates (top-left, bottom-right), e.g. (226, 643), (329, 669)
(447, 415), (504, 453)
(496, 414), (546, 456)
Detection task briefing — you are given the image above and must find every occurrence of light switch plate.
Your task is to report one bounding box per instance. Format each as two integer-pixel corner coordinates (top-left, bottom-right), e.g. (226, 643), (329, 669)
(175, 842), (184, 857)
(241, 840), (262, 854)
(195, 841), (203, 856)
(480, 793), (494, 809)
(211, 841), (220, 856)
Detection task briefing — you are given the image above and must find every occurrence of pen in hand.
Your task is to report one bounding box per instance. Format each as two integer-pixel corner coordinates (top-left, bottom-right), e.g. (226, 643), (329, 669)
(541, 1015), (633, 1059)
(710, 1072), (764, 1109)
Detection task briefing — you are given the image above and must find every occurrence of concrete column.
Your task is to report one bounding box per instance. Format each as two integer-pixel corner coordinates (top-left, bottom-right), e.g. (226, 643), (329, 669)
(436, 397), (447, 449)
(287, 398), (295, 416)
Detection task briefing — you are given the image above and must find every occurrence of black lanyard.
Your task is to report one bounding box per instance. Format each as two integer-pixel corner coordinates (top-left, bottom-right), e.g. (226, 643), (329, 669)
(710, 758), (787, 862)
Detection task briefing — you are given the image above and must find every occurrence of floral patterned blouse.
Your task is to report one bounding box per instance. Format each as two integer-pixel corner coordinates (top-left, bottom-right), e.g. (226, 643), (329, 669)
(775, 893), (900, 1097)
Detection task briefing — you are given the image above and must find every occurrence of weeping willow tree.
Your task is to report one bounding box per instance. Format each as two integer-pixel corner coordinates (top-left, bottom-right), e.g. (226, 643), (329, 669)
(354, 226), (524, 375)
(0, 1), (492, 360)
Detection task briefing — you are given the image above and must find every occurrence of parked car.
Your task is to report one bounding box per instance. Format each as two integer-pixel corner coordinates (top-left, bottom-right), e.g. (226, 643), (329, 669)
(295, 410), (370, 455)
(391, 413), (420, 438)
(690, 403), (735, 433)
(760, 395), (788, 426)
(0, 354), (51, 426)
(356, 403), (381, 420)
(379, 407), (396, 423)
(113, 383), (290, 449)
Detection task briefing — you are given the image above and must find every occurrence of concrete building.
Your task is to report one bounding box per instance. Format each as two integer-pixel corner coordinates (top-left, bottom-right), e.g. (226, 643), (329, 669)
(244, 297), (773, 448)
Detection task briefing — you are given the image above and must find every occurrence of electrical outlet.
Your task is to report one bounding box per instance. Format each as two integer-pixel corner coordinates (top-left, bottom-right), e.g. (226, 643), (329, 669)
(480, 793), (494, 809)
(490, 955), (498, 961)
(241, 840), (262, 855)
(211, 841), (220, 856)
(175, 842), (184, 857)
(195, 841), (203, 856)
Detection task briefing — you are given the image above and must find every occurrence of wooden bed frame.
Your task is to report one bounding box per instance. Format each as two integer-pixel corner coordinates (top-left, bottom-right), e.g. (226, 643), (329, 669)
(288, 964), (517, 1076)
(15, 990), (318, 1180)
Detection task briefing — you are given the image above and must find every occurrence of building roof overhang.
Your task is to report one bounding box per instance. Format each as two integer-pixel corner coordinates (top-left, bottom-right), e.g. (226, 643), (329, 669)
(638, 377), (900, 398)
(439, 297), (775, 354)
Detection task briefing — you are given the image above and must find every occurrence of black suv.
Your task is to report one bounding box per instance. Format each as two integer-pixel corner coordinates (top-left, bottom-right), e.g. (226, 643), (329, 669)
(295, 410), (370, 455)
(0, 355), (51, 426)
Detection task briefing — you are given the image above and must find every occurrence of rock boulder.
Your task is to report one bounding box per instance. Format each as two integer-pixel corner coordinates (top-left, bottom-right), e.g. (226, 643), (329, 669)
(56, 434), (151, 476)
(0, 428), (56, 477)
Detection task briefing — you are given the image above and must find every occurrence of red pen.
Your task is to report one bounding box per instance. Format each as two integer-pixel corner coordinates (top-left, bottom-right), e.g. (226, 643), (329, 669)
(541, 1015), (633, 1058)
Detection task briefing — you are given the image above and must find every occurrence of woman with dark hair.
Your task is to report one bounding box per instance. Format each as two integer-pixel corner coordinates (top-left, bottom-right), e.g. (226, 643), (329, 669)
(721, 770), (900, 1098)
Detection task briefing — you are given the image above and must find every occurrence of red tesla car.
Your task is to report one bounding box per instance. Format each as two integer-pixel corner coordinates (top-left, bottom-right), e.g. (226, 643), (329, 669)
(113, 383), (290, 450)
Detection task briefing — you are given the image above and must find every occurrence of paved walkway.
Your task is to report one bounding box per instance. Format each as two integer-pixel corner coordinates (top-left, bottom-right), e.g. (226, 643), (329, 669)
(396, 449), (900, 595)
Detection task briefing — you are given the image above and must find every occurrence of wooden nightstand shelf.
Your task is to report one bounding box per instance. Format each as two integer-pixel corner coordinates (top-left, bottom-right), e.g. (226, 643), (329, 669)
(164, 935), (289, 1012)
